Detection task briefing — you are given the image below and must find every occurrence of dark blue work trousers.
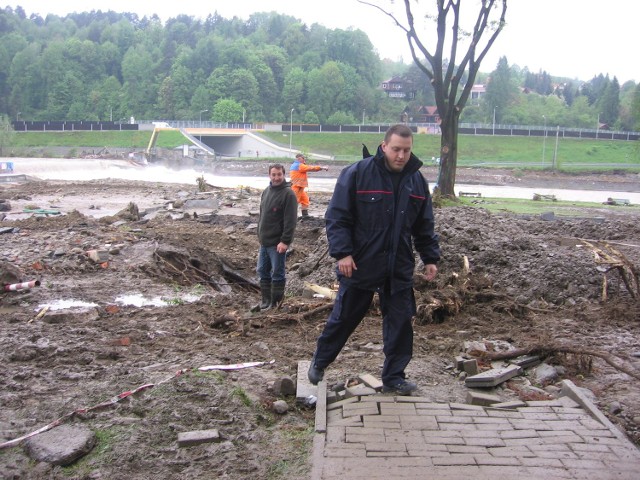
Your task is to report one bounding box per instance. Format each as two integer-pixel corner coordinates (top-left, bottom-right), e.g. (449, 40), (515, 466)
(314, 281), (416, 386)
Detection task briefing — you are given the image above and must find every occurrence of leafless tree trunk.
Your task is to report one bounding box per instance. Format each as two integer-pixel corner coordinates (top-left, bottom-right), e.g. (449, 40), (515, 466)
(360, 0), (507, 197)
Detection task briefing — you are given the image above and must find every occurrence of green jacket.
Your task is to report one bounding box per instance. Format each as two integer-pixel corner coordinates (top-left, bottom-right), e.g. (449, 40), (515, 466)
(258, 181), (298, 247)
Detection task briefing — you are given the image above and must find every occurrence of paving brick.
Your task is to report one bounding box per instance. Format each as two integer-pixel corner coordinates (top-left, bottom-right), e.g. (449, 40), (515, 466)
(499, 429), (540, 439)
(396, 396), (434, 403)
(436, 415), (474, 424)
(176, 429), (220, 447)
(406, 443), (448, 456)
(325, 426), (345, 444)
(569, 442), (613, 453)
(346, 426), (384, 436)
(379, 403), (417, 415)
(343, 402), (380, 417)
(417, 409), (452, 416)
(509, 419), (553, 430)
(486, 409), (524, 418)
(473, 453), (521, 465)
(366, 450), (410, 457)
(365, 442), (407, 452)
(358, 373), (383, 391)
(519, 456), (564, 467)
(432, 454), (477, 466)
(413, 401), (452, 409)
(327, 414), (362, 427)
(465, 436), (506, 447)
(385, 430), (427, 443)
(324, 445), (367, 457)
(520, 412), (560, 421)
(346, 433), (385, 443)
(479, 465), (573, 479)
(446, 445), (487, 454)
(448, 402), (485, 411)
(326, 396), (359, 411)
(399, 415), (438, 430)
(560, 457), (608, 470)
(487, 446), (536, 457)
(472, 415), (511, 424)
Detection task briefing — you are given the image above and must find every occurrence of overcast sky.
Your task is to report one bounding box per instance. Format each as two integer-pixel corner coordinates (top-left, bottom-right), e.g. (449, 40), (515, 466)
(4, 1), (638, 84)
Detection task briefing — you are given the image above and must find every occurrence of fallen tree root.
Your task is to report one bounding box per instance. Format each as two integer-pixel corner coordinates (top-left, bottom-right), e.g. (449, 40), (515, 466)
(580, 239), (640, 300)
(476, 344), (640, 381)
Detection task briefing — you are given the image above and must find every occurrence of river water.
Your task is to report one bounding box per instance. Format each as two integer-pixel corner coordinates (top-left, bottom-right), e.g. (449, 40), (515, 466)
(4, 157), (640, 204)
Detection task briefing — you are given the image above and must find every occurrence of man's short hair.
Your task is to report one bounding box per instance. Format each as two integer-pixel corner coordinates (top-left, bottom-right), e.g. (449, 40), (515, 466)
(269, 163), (285, 174)
(295, 153), (304, 159)
(384, 124), (413, 143)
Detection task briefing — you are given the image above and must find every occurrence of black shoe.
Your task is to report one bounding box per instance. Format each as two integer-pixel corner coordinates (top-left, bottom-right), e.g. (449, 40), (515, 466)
(382, 380), (417, 395)
(307, 358), (324, 385)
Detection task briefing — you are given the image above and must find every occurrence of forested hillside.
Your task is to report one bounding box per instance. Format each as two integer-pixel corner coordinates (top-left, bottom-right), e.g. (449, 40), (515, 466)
(0, 5), (638, 130)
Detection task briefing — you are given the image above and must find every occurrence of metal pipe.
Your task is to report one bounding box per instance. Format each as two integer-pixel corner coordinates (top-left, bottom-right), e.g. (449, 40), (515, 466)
(4, 280), (41, 291)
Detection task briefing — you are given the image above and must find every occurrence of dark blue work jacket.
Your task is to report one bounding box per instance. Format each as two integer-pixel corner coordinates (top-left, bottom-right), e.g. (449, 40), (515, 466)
(325, 147), (440, 294)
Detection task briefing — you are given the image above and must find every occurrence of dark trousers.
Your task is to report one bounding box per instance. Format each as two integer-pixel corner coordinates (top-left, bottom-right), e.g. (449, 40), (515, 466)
(314, 282), (416, 386)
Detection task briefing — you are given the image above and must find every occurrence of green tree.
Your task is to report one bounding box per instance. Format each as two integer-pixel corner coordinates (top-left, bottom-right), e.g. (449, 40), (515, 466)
(0, 114), (15, 155)
(485, 56), (519, 124)
(282, 67), (306, 115)
(597, 76), (620, 126)
(212, 98), (243, 122)
(629, 83), (640, 130)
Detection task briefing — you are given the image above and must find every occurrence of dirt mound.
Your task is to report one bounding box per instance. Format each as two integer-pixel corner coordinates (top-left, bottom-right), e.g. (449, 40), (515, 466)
(1, 175), (639, 479)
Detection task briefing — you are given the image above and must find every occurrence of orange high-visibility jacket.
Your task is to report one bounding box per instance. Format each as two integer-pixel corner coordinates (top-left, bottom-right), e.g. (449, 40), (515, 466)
(290, 160), (322, 188)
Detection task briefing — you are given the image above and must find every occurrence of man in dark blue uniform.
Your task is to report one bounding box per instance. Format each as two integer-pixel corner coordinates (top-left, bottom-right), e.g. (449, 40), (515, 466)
(308, 124), (440, 395)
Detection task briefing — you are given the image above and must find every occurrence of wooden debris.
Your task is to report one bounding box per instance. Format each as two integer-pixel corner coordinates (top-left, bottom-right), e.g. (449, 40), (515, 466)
(579, 239), (639, 300)
(475, 344), (640, 382)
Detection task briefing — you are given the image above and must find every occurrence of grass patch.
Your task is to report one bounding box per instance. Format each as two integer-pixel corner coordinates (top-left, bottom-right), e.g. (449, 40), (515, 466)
(265, 425), (314, 480)
(10, 128), (640, 172)
(454, 196), (640, 216)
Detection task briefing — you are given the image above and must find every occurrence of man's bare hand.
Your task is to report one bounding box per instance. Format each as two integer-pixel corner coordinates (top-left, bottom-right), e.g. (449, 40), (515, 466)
(337, 255), (357, 278)
(417, 263), (437, 281)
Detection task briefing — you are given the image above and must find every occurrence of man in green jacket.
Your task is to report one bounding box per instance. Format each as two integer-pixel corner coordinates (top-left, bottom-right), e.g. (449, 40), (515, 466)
(257, 164), (298, 309)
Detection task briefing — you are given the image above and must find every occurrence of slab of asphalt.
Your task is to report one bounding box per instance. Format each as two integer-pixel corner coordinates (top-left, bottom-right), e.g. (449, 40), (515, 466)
(306, 378), (640, 480)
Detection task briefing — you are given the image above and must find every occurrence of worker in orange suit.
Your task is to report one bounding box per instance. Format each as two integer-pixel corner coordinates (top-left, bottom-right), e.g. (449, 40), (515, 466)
(289, 153), (328, 220)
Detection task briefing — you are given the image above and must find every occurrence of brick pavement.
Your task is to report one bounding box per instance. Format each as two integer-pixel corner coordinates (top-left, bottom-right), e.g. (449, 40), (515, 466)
(310, 380), (640, 480)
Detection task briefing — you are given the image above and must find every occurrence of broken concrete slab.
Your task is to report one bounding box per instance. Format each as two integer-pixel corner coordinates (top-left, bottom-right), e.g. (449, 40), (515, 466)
(464, 364), (521, 388)
(357, 373), (383, 391)
(466, 390), (501, 406)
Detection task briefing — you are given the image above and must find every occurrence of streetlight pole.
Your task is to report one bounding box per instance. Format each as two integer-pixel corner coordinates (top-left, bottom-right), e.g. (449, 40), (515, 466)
(492, 106), (496, 135)
(362, 109), (365, 125)
(542, 115), (547, 164)
(289, 108), (294, 156)
(16, 112), (21, 122)
(242, 109), (245, 123)
(199, 109), (208, 123)
(553, 125), (560, 171)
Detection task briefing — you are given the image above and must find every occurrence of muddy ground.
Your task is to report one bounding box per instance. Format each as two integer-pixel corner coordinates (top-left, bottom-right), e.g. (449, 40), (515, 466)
(1, 164), (639, 479)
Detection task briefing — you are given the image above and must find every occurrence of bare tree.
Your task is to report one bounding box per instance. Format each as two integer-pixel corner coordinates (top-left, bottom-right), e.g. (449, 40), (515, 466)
(360, 0), (507, 197)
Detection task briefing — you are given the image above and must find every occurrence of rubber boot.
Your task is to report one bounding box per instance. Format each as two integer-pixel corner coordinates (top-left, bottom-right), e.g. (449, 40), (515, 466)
(259, 280), (272, 310)
(300, 209), (310, 221)
(270, 281), (286, 308)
